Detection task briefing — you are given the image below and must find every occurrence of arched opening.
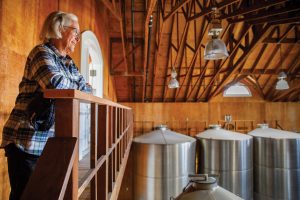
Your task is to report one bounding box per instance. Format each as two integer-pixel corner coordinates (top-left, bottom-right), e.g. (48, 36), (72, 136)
(79, 31), (104, 160)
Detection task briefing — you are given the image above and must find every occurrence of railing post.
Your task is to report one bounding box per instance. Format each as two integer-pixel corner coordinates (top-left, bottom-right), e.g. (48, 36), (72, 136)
(98, 105), (109, 200)
(91, 103), (98, 200)
(55, 99), (79, 200)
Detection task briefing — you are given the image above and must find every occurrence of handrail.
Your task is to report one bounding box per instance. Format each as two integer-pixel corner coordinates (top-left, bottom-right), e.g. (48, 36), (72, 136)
(44, 89), (131, 109)
(38, 89), (133, 200)
(21, 137), (77, 200)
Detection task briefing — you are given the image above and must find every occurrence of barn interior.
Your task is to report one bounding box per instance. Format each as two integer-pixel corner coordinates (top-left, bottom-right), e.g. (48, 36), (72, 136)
(0, 0), (300, 199)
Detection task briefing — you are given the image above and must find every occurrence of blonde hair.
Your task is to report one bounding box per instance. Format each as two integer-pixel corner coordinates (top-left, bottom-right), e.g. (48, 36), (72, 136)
(39, 11), (78, 42)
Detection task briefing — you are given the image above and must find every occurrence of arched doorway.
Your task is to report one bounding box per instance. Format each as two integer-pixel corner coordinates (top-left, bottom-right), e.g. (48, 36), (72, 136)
(79, 31), (103, 160)
(80, 31), (104, 97)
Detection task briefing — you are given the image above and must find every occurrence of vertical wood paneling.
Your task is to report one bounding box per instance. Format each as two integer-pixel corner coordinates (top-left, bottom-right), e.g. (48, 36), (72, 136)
(1, 0), (37, 54)
(123, 102), (300, 132)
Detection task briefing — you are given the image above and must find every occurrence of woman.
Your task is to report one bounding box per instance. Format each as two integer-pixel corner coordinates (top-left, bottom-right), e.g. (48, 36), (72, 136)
(1, 11), (92, 200)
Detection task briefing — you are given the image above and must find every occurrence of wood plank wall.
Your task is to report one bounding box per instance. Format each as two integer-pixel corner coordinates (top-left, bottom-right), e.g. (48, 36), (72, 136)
(122, 97), (300, 135)
(0, 0), (117, 198)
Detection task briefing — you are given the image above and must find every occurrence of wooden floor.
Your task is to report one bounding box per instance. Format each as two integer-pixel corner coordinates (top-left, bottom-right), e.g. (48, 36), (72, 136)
(79, 152), (91, 200)
(79, 186), (91, 200)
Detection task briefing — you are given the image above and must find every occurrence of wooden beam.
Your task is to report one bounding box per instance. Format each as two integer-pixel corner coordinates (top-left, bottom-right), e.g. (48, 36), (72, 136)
(173, 2), (195, 101)
(164, 4), (192, 101)
(246, 41), (273, 83)
(111, 72), (144, 77)
(250, 13), (300, 25)
(177, 21), (210, 101)
(263, 38), (300, 44)
(256, 28), (280, 82)
(184, 2), (207, 101)
(100, 0), (121, 21)
(289, 58), (300, 78)
(246, 75), (265, 99)
(249, 44), (268, 73)
(112, 44), (141, 71)
(273, 82), (300, 101)
(278, 24), (296, 43)
(162, 0), (178, 102)
(228, 5), (300, 24)
(288, 88), (300, 101)
(162, 19), (175, 102)
(207, 24), (271, 100)
(119, 0), (129, 73)
(110, 37), (144, 43)
(269, 16), (300, 26)
(188, 0), (239, 22)
(163, 0), (191, 21)
(221, 0), (287, 20)
(142, 0), (157, 102)
(151, 1), (165, 101)
(240, 69), (278, 75)
(191, 63), (208, 101)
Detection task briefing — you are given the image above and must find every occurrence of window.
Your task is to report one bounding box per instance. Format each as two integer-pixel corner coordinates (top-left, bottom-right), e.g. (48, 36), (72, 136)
(223, 82), (252, 97)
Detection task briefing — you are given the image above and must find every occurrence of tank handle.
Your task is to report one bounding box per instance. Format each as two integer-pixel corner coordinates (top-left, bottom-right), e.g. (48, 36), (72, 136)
(188, 174), (208, 181)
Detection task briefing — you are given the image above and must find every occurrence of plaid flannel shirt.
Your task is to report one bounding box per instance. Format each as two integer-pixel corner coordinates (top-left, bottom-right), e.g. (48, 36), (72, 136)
(1, 42), (92, 156)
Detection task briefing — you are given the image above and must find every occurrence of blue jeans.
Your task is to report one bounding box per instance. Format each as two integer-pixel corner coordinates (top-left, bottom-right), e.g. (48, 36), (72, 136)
(5, 143), (39, 200)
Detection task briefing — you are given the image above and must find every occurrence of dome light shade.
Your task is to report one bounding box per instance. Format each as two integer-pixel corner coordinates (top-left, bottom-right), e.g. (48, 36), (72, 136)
(204, 38), (229, 60)
(168, 78), (179, 88)
(168, 68), (179, 89)
(276, 79), (289, 90)
(275, 72), (289, 90)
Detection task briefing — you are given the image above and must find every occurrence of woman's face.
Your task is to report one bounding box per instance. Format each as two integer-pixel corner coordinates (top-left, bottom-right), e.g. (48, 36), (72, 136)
(61, 21), (80, 54)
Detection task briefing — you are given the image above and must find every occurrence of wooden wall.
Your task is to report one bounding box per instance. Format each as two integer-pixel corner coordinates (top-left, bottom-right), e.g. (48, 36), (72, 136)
(122, 96), (300, 135)
(0, 0), (117, 198)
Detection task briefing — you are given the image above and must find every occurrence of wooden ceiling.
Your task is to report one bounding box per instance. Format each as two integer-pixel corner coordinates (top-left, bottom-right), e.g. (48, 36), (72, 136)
(101, 0), (300, 102)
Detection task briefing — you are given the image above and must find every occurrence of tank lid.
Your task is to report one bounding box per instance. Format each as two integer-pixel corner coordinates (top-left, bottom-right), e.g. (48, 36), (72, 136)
(257, 123), (269, 129)
(196, 128), (252, 140)
(208, 124), (221, 130)
(189, 174), (217, 190)
(154, 124), (168, 131)
(172, 174), (243, 200)
(249, 128), (300, 139)
(133, 128), (196, 144)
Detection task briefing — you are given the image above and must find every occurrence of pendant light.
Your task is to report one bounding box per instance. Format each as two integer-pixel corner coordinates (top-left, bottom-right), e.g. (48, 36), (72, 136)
(168, 67), (179, 89)
(275, 44), (289, 90)
(204, 6), (228, 60)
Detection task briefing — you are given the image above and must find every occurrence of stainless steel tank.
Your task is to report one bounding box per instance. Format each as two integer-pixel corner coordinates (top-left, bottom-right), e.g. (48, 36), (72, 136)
(172, 174), (243, 200)
(133, 125), (196, 200)
(248, 124), (300, 200)
(196, 125), (253, 200)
